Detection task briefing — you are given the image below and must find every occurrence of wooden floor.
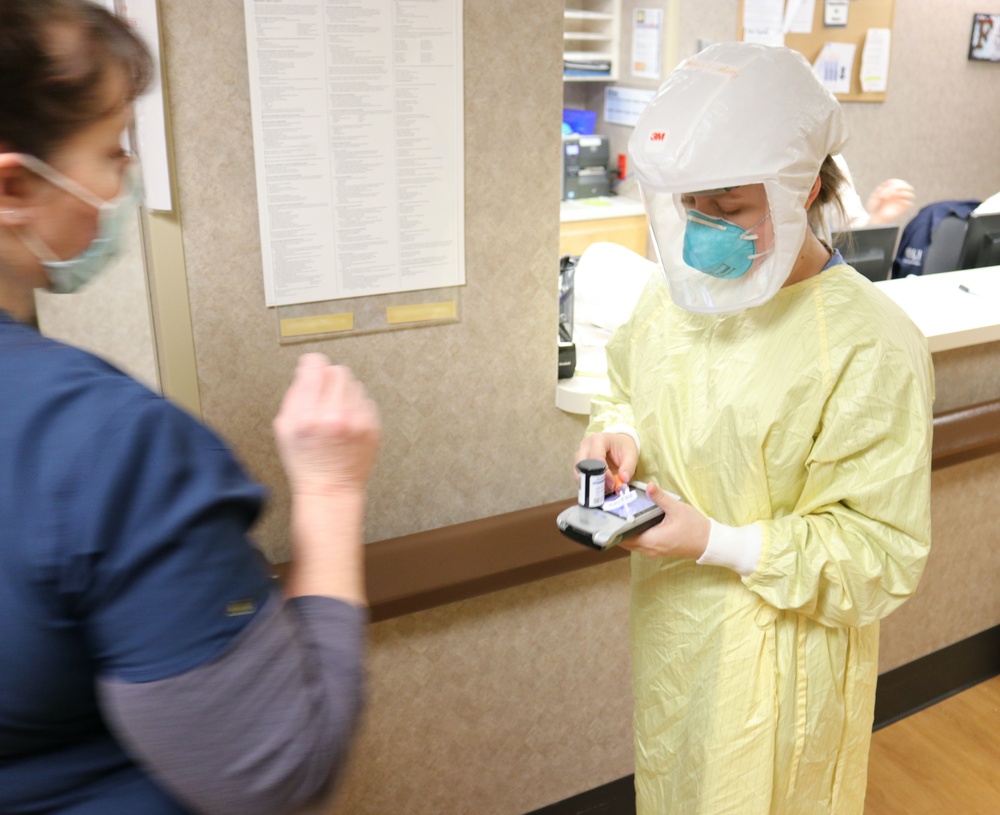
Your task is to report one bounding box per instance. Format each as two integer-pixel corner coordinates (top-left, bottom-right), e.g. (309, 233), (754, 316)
(865, 674), (1000, 814)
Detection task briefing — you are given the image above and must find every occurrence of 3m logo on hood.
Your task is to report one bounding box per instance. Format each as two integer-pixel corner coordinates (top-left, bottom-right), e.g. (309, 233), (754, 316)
(650, 131), (667, 142)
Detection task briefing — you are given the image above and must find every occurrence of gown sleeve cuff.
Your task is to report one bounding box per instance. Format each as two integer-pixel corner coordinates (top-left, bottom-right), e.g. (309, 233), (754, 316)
(601, 424), (641, 456)
(697, 520), (763, 577)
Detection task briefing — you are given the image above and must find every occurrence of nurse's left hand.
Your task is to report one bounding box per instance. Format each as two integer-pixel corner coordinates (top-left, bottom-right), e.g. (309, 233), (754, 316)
(620, 482), (710, 560)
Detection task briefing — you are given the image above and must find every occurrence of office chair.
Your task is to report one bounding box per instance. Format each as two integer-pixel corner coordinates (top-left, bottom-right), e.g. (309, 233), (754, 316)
(891, 199), (980, 278)
(921, 215), (968, 275)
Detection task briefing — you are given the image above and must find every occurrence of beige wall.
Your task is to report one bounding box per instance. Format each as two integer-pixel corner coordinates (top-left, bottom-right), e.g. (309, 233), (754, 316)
(842, 0), (1000, 210)
(339, 557), (634, 815)
(35, 1), (1000, 813)
(162, 0), (583, 558)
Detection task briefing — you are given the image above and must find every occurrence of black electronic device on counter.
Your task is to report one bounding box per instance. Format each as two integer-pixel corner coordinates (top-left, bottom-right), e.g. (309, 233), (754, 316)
(959, 210), (1000, 270)
(558, 255), (577, 379)
(562, 135), (611, 200)
(558, 328), (576, 379)
(831, 225), (900, 282)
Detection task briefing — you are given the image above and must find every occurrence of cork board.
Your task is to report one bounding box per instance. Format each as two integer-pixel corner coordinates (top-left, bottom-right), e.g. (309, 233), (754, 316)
(738, 0), (896, 102)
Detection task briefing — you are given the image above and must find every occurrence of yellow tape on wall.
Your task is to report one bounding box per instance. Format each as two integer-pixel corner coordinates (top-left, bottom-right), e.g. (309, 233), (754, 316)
(385, 301), (458, 325)
(279, 312), (355, 338)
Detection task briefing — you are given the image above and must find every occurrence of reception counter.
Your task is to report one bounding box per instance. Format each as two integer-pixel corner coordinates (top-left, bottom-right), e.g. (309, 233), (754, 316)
(875, 266), (1000, 353)
(559, 195), (648, 257)
(557, 265), (1000, 414)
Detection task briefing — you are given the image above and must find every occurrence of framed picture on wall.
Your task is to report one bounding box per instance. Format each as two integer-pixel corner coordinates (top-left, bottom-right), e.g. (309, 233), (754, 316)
(969, 13), (1000, 61)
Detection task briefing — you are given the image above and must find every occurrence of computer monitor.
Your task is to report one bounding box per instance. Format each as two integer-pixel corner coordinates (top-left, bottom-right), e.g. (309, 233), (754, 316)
(831, 225), (900, 282)
(957, 211), (1000, 270)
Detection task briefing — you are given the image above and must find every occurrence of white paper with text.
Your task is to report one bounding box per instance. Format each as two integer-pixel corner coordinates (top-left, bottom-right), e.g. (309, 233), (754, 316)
(244, 0), (465, 307)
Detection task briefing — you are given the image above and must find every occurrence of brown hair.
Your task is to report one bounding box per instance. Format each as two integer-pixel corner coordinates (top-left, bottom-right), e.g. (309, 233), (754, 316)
(0, 0), (153, 160)
(808, 154), (849, 241)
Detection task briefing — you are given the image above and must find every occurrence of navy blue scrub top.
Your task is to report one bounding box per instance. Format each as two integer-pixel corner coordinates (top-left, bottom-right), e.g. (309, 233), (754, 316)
(0, 311), (274, 814)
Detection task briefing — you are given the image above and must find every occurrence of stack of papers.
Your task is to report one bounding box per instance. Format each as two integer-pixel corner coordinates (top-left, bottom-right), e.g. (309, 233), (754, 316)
(564, 53), (612, 76)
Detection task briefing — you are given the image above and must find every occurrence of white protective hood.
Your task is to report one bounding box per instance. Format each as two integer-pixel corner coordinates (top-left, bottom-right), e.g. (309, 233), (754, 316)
(629, 43), (848, 314)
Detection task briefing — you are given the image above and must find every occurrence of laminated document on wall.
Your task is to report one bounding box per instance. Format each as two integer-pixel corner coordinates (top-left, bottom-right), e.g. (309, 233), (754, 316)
(824, 0), (850, 28)
(742, 0), (785, 46)
(100, 0), (172, 211)
(120, 0), (172, 212)
(783, 0), (814, 34)
(243, 0), (465, 308)
(631, 9), (664, 79)
(605, 87), (657, 128)
(813, 41), (856, 95)
(860, 28), (891, 93)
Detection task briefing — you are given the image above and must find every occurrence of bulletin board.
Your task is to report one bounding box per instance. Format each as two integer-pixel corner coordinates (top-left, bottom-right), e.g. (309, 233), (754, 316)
(738, 0), (896, 102)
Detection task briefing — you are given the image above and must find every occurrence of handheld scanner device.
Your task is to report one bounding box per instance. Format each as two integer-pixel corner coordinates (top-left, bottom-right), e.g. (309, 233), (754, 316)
(556, 484), (669, 550)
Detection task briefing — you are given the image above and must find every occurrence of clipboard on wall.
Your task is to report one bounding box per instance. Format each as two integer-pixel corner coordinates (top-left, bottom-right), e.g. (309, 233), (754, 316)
(737, 0), (896, 102)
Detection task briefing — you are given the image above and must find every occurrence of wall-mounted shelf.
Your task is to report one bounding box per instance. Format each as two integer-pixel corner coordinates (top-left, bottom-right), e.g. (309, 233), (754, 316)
(564, 0), (620, 82)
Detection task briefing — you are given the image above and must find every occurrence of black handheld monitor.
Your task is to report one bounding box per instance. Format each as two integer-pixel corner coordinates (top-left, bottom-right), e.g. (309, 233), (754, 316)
(556, 485), (666, 550)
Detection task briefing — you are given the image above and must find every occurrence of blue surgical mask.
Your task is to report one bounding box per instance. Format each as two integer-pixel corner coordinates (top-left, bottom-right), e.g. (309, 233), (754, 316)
(682, 210), (771, 280)
(15, 154), (139, 294)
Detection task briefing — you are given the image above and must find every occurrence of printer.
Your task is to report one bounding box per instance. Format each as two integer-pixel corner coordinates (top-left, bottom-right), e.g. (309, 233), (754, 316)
(562, 134), (611, 200)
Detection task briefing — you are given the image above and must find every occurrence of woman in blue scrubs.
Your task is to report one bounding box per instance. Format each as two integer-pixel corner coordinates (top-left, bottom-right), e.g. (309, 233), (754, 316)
(0, 2), (379, 813)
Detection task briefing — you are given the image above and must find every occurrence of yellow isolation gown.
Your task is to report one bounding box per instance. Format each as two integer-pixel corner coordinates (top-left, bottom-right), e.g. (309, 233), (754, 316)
(587, 263), (934, 815)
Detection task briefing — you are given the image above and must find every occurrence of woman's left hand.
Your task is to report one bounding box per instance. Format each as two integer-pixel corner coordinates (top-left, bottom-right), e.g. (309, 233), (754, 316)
(865, 178), (915, 226)
(620, 482), (711, 560)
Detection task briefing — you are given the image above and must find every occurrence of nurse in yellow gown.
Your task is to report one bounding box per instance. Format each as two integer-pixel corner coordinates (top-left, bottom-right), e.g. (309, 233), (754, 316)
(576, 43), (933, 814)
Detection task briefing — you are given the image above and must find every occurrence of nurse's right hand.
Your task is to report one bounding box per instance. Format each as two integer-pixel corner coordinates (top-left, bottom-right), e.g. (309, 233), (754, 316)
(575, 432), (638, 493)
(273, 353), (381, 496)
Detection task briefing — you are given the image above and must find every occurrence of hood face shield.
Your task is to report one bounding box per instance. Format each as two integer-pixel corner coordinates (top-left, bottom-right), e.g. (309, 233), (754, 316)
(641, 181), (807, 314)
(629, 42), (847, 314)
